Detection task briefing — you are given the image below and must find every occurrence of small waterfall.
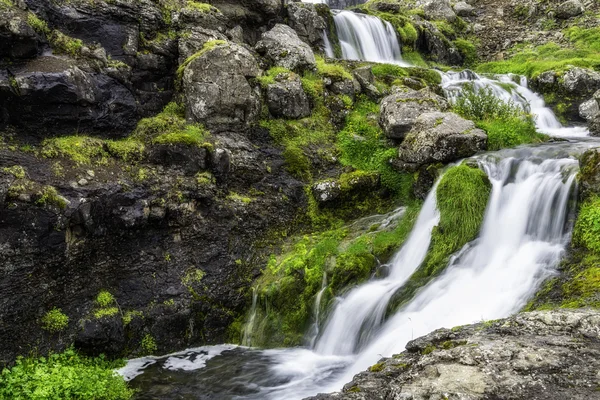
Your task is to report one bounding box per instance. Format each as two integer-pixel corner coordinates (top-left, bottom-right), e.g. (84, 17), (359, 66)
(332, 10), (407, 65)
(307, 273), (328, 348)
(441, 70), (589, 137)
(241, 288), (258, 346)
(323, 30), (335, 58)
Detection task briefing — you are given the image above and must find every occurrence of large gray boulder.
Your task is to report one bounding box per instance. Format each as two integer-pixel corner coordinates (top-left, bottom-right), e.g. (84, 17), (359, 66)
(395, 111), (487, 170)
(579, 90), (600, 121)
(255, 24), (316, 72)
(307, 309), (600, 400)
(266, 73), (311, 119)
(453, 1), (475, 16)
(561, 67), (600, 97)
(556, 0), (584, 19)
(421, 0), (457, 22)
(182, 41), (261, 132)
(379, 87), (448, 140)
(286, 3), (327, 48)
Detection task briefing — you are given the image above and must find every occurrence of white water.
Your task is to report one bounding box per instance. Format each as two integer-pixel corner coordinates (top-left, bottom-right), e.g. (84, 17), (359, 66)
(441, 70), (589, 137)
(333, 10), (407, 65)
(307, 273), (328, 348)
(241, 288), (258, 346)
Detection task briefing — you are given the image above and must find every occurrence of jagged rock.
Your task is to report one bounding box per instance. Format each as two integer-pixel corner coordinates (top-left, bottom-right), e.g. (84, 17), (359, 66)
(556, 0), (584, 18)
(0, 7), (38, 58)
(255, 24), (316, 72)
(307, 309), (600, 400)
(286, 3), (327, 48)
(178, 27), (228, 63)
(147, 145), (209, 175)
(561, 67), (600, 97)
(0, 65), (137, 137)
(416, 20), (463, 65)
(266, 74), (311, 119)
(379, 88), (449, 140)
(454, 1), (475, 16)
(75, 315), (125, 357)
(312, 172), (379, 205)
(353, 66), (381, 100)
(394, 111), (487, 171)
(589, 115), (600, 136)
(182, 41), (261, 133)
(579, 91), (600, 121)
(578, 149), (600, 198)
(421, 0), (457, 22)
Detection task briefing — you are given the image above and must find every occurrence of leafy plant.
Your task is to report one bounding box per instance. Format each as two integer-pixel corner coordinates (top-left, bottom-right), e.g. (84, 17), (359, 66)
(41, 308), (69, 333)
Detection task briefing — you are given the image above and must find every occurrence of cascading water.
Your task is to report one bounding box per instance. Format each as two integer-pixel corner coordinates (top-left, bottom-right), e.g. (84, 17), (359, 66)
(332, 10), (407, 64)
(441, 70), (589, 137)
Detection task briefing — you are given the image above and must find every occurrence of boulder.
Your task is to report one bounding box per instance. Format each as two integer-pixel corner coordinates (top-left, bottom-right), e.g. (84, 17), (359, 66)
(178, 27), (228, 63)
(379, 87), (449, 140)
(416, 20), (463, 65)
(255, 24), (316, 72)
(395, 111), (487, 170)
(286, 3), (327, 48)
(353, 66), (381, 100)
(588, 116), (600, 137)
(579, 91), (600, 121)
(0, 64), (137, 137)
(453, 1), (475, 16)
(266, 74), (311, 119)
(0, 8), (39, 59)
(421, 0), (456, 22)
(182, 41), (261, 133)
(556, 0), (584, 19)
(561, 67), (600, 97)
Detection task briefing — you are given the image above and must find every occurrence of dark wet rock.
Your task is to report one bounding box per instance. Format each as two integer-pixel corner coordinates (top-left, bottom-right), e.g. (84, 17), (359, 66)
(266, 74), (311, 119)
(75, 315), (125, 358)
(147, 145), (209, 175)
(287, 3), (327, 48)
(306, 309), (600, 400)
(556, 0), (585, 19)
(394, 111), (487, 171)
(255, 24), (316, 72)
(182, 41), (261, 133)
(415, 20), (463, 65)
(379, 87), (449, 140)
(0, 6), (39, 59)
(0, 66), (137, 137)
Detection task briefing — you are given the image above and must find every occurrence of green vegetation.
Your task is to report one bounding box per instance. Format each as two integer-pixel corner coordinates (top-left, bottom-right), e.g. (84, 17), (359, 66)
(227, 193), (253, 204)
(387, 165), (491, 313)
(141, 334), (157, 355)
(453, 38), (477, 67)
(41, 308), (69, 333)
(368, 362), (385, 372)
(2, 165), (26, 179)
(256, 67), (293, 88)
(35, 186), (68, 209)
(574, 196), (600, 254)
(478, 27), (600, 78)
(452, 84), (546, 150)
(315, 55), (353, 81)
(41, 135), (145, 165)
(0, 347), (133, 399)
(94, 307), (119, 319)
(176, 40), (228, 80)
(243, 203), (422, 347)
(183, 1), (217, 13)
(96, 291), (115, 308)
(27, 13), (49, 35)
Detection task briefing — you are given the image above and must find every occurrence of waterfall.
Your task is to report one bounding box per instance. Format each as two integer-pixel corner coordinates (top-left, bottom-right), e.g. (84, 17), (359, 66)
(241, 287), (258, 346)
(441, 70), (589, 137)
(332, 10), (407, 65)
(307, 273), (329, 348)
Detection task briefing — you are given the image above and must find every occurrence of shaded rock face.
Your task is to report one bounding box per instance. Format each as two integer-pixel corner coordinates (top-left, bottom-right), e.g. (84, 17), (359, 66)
(308, 309), (600, 400)
(0, 7), (39, 58)
(379, 88), (449, 140)
(287, 3), (327, 48)
(255, 24), (317, 72)
(0, 66), (137, 137)
(556, 0), (585, 19)
(266, 75), (311, 119)
(416, 20), (463, 66)
(394, 111), (487, 171)
(182, 42), (261, 133)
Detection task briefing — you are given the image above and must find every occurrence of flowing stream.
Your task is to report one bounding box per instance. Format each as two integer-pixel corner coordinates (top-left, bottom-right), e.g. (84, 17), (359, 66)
(121, 9), (600, 400)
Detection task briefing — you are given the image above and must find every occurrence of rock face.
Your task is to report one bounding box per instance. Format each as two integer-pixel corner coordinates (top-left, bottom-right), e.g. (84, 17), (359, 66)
(556, 0), (585, 19)
(416, 20), (463, 65)
(307, 309), (600, 400)
(421, 0), (457, 22)
(379, 88), (449, 140)
(255, 24), (317, 72)
(454, 1), (475, 16)
(266, 74), (311, 119)
(286, 3), (326, 48)
(395, 112), (487, 171)
(562, 67), (600, 97)
(579, 90), (600, 122)
(0, 65), (137, 137)
(0, 6), (39, 58)
(182, 42), (261, 132)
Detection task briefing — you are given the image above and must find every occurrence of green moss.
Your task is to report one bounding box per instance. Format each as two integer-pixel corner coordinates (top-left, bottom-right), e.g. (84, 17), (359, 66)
(422, 344), (436, 355)
(453, 38), (477, 67)
(94, 307), (119, 319)
(368, 362), (385, 372)
(41, 308), (69, 333)
(227, 193), (253, 204)
(41, 136), (107, 165)
(256, 67), (293, 88)
(561, 264), (600, 308)
(49, 30), (83, 57)
(176, 39), (228, 80)
(183, 1), (218, 13)
(574, 196), (600, 254)
(0, 347), (133, 399)
(477, 118), (545, 151)
(2, 165), (26, 179)
(27, 12), (50, 35)
(315, 55), (353, 81)
(105, 139), (145, 162)
(141, 334), (157, 355)
(300, 72), (324, 102)
(96, 291), (115, 307)
(35, 186), (68, 209)
(182, 268), (205, 287)
(122, 310), (143, 326)
(153, 124), (209, 146)
(402, 51), (429, 68)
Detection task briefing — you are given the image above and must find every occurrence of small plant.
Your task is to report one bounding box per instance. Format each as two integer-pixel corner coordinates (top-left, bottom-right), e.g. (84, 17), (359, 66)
(27, 12), (50, 35)
(96, 290), (115, 307)
(94, 307), (119, 319)
(227, 192), (253, 204)
(181, 268), (205, 286)
(41, 308), (69, 333)
(141, 334), (157, 354)
(36, 186), (68, 209)
(2, 165), (25, 179)
(122, 310), (143, 326)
